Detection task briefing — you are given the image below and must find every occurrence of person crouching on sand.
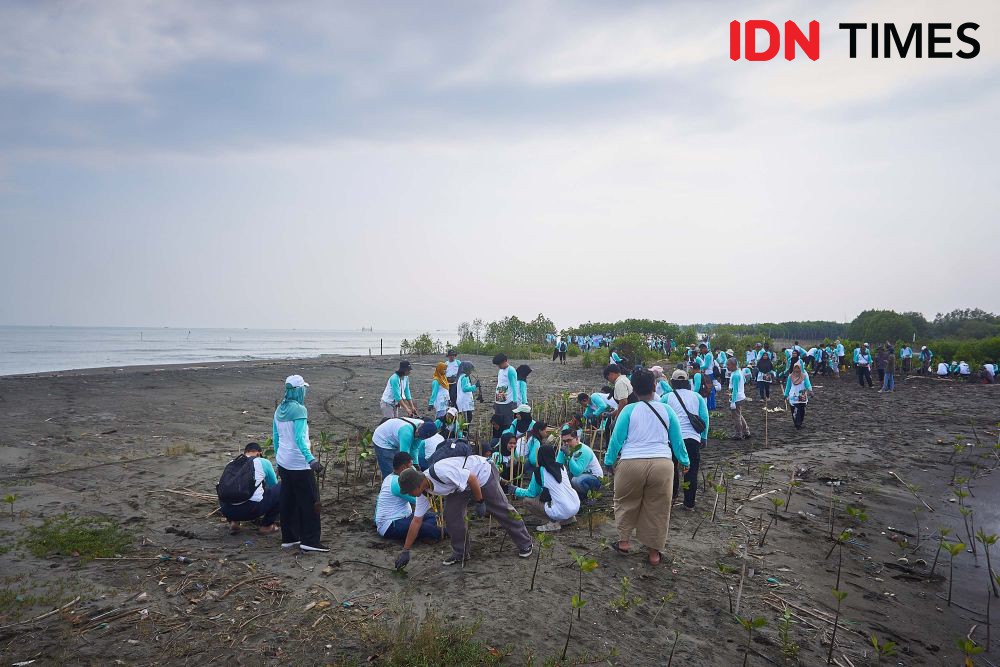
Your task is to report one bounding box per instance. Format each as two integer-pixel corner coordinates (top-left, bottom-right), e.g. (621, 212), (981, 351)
(273, 375), (328, 553)
(394, 454), (533, 569)
(218, 442), (281, 536)
(381, 361), (417, 419)
(604, 369), (689, 566)
(514, 444), (580, 532)
(375, 452), (446, 543)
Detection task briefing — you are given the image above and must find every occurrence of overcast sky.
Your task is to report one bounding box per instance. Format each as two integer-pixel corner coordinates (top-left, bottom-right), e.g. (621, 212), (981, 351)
(1, 0), (998, 331)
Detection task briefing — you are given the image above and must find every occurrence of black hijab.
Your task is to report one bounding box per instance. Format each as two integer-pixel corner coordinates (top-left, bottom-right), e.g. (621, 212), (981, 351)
(516, 364), (532, 382)
(534, 444), (563, 486)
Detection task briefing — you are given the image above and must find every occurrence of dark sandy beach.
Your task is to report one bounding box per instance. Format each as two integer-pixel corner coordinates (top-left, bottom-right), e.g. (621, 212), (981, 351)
(1, 354), (999, 665)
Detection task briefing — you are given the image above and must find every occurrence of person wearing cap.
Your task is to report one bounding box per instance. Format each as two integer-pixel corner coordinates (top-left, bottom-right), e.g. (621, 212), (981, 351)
(726, 357), (751, 440)
(505, 403), (535, 438)
(604, 369), (688, 566)
(372, 417), (424, 478)
(273, 375), (327, 552)
(393, 455), (533, 568)
(435, 407), (464, 440)
(413, 421), (442, 469)
(381, 361), (417, 419)
(492, 353), (521, 429)
(375, 452), (446, 543)
(455, 361), (480, 424)
(515, 365), (533, 405)
(557, 427), (604, 504)
(649, 366), (672, 399)
(514, 444), (580, 532)
(959, 360), (972, 381)
(219, 442), (281, 536)
(854, 344), (874, 388)
(663, 369), (709, 509)
(428, 362), (451, 418)
(445, 350), (461, 407)
(918, 345), (934, 375)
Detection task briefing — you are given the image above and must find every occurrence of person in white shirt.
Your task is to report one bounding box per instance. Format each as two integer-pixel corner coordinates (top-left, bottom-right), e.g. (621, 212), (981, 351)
(936, 361), (950, 377)
(394, 455), (532, 568)
(603, 363), (634, 420)
(381, 361), (417, 419)
(514, 444), (581, 532)
(445, 349), (461, 406)
(375, 452), (446, 543)
(218, 442), (281, 536)
(727, 358), (750, 440)
(664, 370), (710, 510)
(492, 353), (520, 429)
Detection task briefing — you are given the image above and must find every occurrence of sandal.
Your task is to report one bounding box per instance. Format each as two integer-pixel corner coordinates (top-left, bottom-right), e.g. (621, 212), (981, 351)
(611, 541), (631, 555)
(647, 550), (662, 566)
(229, 521), (241, 535)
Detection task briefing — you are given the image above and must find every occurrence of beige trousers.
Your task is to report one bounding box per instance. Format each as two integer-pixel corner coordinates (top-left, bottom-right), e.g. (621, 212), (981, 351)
(612, 457), (674, 552)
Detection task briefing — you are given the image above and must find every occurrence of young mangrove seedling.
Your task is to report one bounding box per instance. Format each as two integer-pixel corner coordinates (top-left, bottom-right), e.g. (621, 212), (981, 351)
(529, 531), (554, 592)
(975, 529), (999, 598)
(869, 633), (897, 665)
(610, 575), (642, 611)
(955, 637), (984, 667)
(649, 591), (676, 626)
(759, 497), (784, 546)
(561, 594), (587, 661)
(3, 494), (15, 521)
(717, 563), (736, 613)
(930, 527), (952, 576)
(737, 615), (767, 667)
(827, 589), (848, 665)
(944, 541), (966, 607)
(570, 551), (599, 620)
(777, 606), (799, 662)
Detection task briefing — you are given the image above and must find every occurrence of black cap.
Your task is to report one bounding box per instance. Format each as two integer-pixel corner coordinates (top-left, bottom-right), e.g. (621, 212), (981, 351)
(447, 349), (457, 356)
(492, 353), (508, 365)
(398, 360), (412, 372)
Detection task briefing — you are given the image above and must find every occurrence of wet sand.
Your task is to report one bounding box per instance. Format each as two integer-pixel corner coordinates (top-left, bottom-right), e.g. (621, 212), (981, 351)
(1, 355), (999, 665)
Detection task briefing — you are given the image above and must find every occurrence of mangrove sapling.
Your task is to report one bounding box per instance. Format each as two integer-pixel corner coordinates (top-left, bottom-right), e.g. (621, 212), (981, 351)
(975, 529), (999, 597)
(777, 606), (799, 662)
(826, 589), (848, 665)
(666, 629), (681, 667)
(571, 551), (599, 620)
(609, 576), (642, 611)
(783, 469), (800, 513)
(734, 535), (751, 616)
(717, 563), (736, 613)
(759, 497), (784, 547)
(826, 530), (852, 561)
(562, 594), (586, 661)
(3, 494), (15, 520)
(944, 542), (966, 606)
(529, 532), (554, 592)
(869, 633), (897, 665)
(912, 507), (924, 551)
(586, 488), (603, 537)
(710, 465), (723, 522)
(649, 591), (676, 626)
(737, 615), (767, 667)
(828, 488), (837, 539)
(955, 637), (984, 666)
(931, 528), (952, 576)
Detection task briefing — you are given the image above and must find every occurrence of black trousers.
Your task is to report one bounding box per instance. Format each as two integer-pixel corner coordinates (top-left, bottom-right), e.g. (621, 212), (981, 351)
(792, 403), (806, 429)
(447, 378), (458, 407)
(672, 438), (702, 508)
(758, 380), (771, 399)
(857, 366), (872, 387)
(277, 466), (322, 547)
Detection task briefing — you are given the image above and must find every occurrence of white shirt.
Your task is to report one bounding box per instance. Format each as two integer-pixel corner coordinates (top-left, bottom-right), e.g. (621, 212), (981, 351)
(374, 474), (412, 535)
(666, 389), (704, 442)
(613, 375), (633, 402)
(617, 401), (675, 460)
(380, 374), (410, 404)
(959, 362), (971, 375)
(937, 362), (949, 376)
(535, 469), (581, 522)
(422, 433), (444, 460)
(274, 419), (311, 470)
(445, 359), (460, 377)
(373, 417), (421, 449)
(456, 374), (476, 412)
(413, 455), (494, 518)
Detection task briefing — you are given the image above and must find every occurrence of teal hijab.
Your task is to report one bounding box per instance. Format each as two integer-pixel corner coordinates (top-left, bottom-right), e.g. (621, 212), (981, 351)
(274, 384), (308, 421)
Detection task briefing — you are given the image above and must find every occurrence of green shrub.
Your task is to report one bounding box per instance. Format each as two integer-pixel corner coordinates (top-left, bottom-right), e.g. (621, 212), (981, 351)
(567, 344), (581, 358)
(24, 515), (134, 561)
(581, 350), (593, 369)
(401, 333), (445, 356)
(367, 611), (503, 666)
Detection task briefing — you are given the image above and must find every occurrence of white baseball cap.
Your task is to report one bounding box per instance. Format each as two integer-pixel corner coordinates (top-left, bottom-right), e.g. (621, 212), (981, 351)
(285, 374), (309, 388)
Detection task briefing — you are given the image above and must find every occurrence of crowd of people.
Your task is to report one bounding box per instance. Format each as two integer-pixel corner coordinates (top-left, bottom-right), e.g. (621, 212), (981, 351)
(215, 335), (997, 565)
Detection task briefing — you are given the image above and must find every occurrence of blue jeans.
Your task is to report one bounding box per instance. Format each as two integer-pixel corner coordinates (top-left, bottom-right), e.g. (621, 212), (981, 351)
(882, 372), (895, 391)
(707, 385), (717, 410)
(375, 445), (397, 479)
(381, 512), (446, 542)
(571, 474), (602, 502)
(220, 484), (281, 526)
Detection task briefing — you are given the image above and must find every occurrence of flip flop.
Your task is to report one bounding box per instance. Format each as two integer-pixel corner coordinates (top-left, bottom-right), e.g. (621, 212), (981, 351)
(611, 541), (631, 555)
(647, 550), (662, 566)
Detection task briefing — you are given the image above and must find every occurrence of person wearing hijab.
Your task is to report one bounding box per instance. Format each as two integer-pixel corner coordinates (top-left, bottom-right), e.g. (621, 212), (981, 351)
(650, 366), (672, 398)
(436, 407), (465, 440)
(492, 353), (520, 429)
(428, 362), (451, 418)
(381, 361), (417, 419)
(727, 357), (750, 440)
(604, 369), (689, 566)
(516, 364), (533, 405)
(783, 363), (814, 429)
(516, 420), (550, 483)
(273, 375), (327, 553)
(456, 361), (480, 424)
(515, 444), (581, 532)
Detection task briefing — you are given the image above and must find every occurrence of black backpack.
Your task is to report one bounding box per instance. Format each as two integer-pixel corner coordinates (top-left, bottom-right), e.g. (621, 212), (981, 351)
(757, 353), (774, 375)
(427, 439), (473, 484)
(216, 454), (262, 504)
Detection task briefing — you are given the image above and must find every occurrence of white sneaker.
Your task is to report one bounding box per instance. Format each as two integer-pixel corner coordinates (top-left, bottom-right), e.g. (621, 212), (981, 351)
(537, 521), (562, 532)
(281, 541), (301, 548)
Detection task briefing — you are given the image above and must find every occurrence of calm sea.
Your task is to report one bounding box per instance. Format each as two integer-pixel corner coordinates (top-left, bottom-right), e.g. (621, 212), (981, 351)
(0, 326), (458, 376)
